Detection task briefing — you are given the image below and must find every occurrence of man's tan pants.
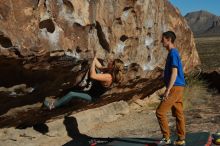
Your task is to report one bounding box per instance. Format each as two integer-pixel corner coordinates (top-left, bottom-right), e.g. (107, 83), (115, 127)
(156, 86), (185, 140)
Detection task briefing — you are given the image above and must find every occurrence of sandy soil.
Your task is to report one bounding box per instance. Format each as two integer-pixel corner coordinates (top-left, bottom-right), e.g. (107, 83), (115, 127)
(0, 91), (219, 146)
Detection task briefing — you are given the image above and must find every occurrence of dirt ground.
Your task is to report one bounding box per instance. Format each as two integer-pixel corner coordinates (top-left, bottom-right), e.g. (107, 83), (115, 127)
(86, 94), (220, 138)
(0, 91), (219, 146)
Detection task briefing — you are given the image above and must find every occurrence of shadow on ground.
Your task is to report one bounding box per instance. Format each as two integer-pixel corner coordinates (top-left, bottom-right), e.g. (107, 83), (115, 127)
(63, 116), (92, 146)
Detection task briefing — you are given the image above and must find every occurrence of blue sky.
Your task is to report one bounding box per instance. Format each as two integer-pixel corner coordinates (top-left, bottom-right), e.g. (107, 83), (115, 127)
(169, 0), (220, 16)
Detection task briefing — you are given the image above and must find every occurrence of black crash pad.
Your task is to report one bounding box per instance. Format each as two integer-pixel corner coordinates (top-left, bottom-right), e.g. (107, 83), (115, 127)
(92, 132), (212, 146)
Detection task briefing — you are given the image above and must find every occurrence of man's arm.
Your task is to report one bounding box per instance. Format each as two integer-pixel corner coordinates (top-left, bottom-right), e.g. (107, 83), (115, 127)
(164, 67), (177, 99)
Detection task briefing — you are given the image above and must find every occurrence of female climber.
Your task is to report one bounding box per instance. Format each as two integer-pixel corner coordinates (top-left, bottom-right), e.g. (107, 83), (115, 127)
(44, 57), (124, 110)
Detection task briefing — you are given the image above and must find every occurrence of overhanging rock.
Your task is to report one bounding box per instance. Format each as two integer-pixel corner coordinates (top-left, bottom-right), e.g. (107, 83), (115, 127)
(0, 0), (200, 127)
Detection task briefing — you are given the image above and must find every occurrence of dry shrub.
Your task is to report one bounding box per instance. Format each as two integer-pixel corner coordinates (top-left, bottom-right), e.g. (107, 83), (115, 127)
(183, 71), (211, 109)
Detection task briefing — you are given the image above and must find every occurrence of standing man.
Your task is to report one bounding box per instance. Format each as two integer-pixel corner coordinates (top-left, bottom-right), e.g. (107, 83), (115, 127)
(156, 31), (186, 146)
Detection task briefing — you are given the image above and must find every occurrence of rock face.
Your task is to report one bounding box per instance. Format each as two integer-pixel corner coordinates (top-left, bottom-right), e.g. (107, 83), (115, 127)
(185, 10), (220, 36)
(0, 0), (199, 127)
(0, 0), (199, 70)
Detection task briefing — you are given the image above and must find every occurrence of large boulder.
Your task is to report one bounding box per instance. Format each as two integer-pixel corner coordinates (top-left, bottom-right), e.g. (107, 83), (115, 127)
(0, 0), (200, 127)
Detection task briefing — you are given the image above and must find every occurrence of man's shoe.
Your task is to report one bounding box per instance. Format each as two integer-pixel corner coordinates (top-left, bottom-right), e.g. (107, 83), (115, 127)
(159, 137), (171, 145)
(173, 139), (185, 146)
(213, 132), (220, 145)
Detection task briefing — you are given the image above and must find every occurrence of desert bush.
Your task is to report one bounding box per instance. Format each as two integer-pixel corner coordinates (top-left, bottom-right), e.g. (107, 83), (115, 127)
(183, 71), (210, 109)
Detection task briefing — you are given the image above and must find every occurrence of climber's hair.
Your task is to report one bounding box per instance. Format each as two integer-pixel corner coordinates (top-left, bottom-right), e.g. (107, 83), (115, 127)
(162, 31), (176, 43)
(111, 59), (124, 84)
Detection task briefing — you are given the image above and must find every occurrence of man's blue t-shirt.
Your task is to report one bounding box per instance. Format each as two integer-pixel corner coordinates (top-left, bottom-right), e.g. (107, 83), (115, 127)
(164, 48), (185, 87)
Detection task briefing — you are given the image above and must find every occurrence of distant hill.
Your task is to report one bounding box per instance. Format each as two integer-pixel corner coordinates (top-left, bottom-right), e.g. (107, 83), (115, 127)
(184, 10), (220, 37)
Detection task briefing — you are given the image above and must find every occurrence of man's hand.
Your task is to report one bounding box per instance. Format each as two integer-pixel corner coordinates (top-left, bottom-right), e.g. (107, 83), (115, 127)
(163, 88), (170, 101)
(163, 68), (177, 101)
